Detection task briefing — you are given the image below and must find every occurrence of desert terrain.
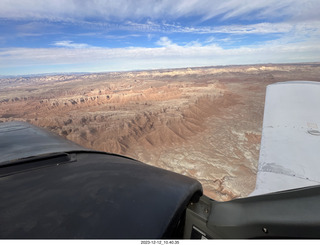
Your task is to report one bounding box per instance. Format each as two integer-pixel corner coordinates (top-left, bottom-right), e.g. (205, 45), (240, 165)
(1, 63), (320, 201)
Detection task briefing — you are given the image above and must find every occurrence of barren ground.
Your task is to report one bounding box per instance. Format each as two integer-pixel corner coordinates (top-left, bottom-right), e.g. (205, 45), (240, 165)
(1, 63), (320, 201)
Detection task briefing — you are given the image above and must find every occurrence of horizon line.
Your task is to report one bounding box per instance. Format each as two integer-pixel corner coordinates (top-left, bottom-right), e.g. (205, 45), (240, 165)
(1, 61), (320, 79)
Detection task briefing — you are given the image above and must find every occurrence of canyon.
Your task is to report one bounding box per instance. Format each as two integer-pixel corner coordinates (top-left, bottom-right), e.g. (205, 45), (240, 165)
(1, 63), (320, 201)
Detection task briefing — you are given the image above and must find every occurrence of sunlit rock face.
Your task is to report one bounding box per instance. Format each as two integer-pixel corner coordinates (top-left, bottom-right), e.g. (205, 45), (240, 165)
(1, 63), (320, 201)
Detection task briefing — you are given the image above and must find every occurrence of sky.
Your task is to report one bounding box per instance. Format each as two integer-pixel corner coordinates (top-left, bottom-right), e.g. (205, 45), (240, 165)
(0, 0), (320, 76)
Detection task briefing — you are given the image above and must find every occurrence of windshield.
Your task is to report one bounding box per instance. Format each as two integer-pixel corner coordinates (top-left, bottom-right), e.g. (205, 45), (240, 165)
(1, 0), (320, 201)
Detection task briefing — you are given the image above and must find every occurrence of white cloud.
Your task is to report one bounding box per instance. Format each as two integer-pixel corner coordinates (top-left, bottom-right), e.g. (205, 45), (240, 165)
(164, 21), (320, 36)
(1, 35), (319, 75)
(2, 0), (320, 50)
(53, 40), (92, 49)
(156, 37), (175, 47)
(0, 0), (319, 76)
(209, 22), (293, 34)
(1, 0), (319, 22)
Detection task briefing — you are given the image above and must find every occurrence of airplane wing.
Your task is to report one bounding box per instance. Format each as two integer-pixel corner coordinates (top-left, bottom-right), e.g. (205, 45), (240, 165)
(250, 81), (320, 196)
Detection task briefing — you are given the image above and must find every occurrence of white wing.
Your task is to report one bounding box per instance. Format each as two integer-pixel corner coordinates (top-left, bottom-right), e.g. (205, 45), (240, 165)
(250, 81), (320, 196)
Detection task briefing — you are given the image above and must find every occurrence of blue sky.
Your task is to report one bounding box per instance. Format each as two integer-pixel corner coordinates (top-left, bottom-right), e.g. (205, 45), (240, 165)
(0, 0), (320, 76)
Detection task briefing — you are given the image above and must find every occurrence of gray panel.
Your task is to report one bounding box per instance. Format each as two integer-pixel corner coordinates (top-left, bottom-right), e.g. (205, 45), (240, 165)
(185, 185), (320, 238)
(0, 122), (203, 238)
(0, 121), (85, 165)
